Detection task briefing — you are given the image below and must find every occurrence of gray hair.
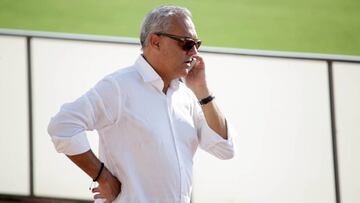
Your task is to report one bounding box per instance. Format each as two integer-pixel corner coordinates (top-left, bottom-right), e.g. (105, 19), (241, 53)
(140, 5), (192, 48)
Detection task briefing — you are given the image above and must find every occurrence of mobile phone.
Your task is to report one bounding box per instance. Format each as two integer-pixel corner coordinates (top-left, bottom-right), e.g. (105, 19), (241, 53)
(189, 58), (197, 71)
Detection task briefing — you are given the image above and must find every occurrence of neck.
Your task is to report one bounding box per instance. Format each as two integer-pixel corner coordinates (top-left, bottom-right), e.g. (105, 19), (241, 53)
(142, 52), (173, 94)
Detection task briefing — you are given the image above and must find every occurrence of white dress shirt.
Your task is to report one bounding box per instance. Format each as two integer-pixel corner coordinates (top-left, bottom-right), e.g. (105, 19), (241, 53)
(48, 55), (236, 203)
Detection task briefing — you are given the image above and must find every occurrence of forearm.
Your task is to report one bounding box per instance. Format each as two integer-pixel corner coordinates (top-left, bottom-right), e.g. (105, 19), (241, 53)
(194, 88), (228, 140)
(66, 150), (103, 180)
(67, 150), (122, 201)
(201, 101), (227, 139)
(183, 54), (228, 140)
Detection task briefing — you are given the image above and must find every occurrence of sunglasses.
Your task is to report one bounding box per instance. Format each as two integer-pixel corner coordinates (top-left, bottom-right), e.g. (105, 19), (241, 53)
(155, 32), (202, 51)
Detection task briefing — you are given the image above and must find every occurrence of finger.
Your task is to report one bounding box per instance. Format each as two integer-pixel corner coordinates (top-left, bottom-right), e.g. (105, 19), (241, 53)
(94, 199), (105, 203)
(191, 56), (205, 70)
(92, 187), (100, 193)
(94, 193), (105, 199)
(191, 56), (200, 66)
(192, 55), (203, 62)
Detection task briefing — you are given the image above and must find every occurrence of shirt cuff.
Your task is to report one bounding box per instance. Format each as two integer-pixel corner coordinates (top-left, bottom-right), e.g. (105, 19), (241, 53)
(200, 121), (236, 159)
(51, 131), (91, 156)
(204, 122), (234, 143)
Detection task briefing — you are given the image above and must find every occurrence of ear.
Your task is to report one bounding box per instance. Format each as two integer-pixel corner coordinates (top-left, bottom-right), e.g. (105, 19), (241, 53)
(148, 33), (161, 50)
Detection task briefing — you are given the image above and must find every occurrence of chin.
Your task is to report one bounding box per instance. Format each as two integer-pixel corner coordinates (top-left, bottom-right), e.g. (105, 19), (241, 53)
(174, 65), (189, 78)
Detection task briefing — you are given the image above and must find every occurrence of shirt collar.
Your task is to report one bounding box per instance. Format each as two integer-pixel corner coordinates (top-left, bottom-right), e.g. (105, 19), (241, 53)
(134, 55), (181, 92)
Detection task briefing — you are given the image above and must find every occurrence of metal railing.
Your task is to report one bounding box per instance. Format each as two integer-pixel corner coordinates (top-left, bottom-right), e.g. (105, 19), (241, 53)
(1, 28), (360, 203)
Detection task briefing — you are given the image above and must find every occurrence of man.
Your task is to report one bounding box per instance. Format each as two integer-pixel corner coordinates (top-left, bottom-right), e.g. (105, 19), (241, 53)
(48, 5), (236, 203)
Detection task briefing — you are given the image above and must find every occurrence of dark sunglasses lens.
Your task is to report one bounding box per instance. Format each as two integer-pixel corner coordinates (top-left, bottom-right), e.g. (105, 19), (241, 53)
(182, 40), (198, 51)
(195, 41), (201, 49)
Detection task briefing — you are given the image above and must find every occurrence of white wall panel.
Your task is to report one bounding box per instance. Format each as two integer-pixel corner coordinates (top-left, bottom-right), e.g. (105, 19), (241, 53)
(2, 32), (360, 203)
(28, 36), (341, 202)
(333, 62), (360, 203)
(31, 38), (140, 199)
(0, 36), (29, 195)
(192, 54), (335, 203)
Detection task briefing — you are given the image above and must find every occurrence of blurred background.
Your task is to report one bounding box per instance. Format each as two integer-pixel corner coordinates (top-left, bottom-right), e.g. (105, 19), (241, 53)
(1, 0), (360, 55)
(0, 0), (359, 203)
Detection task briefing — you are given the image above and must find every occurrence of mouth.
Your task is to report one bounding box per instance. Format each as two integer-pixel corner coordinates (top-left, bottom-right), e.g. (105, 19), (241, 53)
(184, 58), (193, 67)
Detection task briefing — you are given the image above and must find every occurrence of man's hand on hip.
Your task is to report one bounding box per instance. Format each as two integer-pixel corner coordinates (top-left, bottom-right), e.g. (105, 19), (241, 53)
(92, 167), (122, 203)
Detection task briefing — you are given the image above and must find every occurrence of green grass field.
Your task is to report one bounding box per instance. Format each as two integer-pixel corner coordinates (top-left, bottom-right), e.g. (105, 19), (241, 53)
(0, 0), (359, 56)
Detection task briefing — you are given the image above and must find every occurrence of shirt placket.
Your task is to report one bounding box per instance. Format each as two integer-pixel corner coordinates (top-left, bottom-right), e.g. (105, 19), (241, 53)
(165, 89), (185, 202)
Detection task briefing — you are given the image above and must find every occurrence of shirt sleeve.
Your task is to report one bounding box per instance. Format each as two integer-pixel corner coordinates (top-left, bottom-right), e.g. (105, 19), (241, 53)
(48, 76), (121, 155)
(193, 99), (236, 160)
